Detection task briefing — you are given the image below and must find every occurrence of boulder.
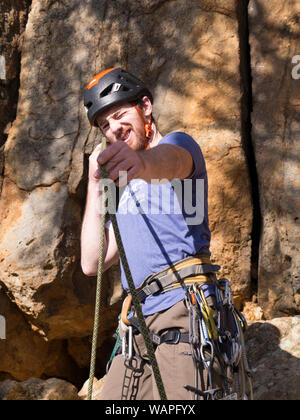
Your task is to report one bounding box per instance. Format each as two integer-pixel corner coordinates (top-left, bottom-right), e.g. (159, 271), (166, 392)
(0, 377), (79, 400)
(246, 316), (300, 400)
(78, 376), (106, 401)
(0, 281), (84, 383)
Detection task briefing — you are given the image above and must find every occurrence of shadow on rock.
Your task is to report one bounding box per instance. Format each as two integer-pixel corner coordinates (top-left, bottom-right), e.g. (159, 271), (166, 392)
(245, 317), (300, 400)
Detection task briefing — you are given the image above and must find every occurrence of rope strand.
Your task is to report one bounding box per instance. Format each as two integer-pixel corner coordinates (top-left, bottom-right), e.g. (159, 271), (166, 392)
(87, 138), (167, 400)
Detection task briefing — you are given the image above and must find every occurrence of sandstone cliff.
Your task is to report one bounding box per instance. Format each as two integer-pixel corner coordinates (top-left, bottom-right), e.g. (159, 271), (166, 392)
(0, 0), (299, 399)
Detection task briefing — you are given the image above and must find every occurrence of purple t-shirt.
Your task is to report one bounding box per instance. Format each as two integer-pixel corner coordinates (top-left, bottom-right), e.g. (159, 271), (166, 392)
(115, 131), (211, 316)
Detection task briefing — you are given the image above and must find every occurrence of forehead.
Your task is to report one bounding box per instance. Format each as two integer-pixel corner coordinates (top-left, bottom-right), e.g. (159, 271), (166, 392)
(96, 102), (132, 125)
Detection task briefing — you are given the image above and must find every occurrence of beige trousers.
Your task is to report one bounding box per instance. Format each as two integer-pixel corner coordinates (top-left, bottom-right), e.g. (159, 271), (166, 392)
(100, 299), (222, 400)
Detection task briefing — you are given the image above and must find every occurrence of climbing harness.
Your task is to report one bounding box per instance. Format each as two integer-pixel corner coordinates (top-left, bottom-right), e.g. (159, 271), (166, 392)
(134, 254), (220, 303)
(107, 261), (253, 400)
(110, 255), (254, 401)
(129, 251), (253, 399)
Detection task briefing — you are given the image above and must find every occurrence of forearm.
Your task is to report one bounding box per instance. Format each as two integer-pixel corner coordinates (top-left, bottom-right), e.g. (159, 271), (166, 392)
(138, 144), (193, 183)
(81, 181), (107, 276)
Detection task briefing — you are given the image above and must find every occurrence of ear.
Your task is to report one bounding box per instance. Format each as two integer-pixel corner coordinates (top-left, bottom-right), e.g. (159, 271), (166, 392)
(140, 96), (153, 120)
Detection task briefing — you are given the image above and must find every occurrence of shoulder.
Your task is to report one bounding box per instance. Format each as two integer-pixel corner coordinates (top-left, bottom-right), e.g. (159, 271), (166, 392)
(159, 132), (206, 178)
(159, 131), (196, 146)
(159, 131), (202, 156)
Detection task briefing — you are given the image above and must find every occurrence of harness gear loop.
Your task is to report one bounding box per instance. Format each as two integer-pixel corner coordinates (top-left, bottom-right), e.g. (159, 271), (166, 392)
(130, 256), (253, 400)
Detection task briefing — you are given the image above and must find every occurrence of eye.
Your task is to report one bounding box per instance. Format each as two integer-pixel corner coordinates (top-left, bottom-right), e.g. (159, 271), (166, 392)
(115, 111), (126, 119)
(100, 122), (109, 131)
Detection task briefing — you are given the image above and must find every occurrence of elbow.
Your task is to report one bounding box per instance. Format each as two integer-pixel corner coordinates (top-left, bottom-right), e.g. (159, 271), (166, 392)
(81, 259), (97, 277)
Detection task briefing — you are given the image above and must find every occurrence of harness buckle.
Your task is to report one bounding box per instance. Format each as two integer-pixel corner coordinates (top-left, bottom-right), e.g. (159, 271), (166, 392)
(162, 329), (181, 345)
(148, 277), (164, 295)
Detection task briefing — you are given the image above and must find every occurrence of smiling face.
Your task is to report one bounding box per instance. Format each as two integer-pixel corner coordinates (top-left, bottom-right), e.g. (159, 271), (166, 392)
(96, 97), (153, 151)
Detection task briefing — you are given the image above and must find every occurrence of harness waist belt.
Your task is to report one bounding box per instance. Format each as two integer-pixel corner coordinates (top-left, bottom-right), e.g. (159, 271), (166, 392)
(129, 315), (190, 346)
(135, 254), (221, 303)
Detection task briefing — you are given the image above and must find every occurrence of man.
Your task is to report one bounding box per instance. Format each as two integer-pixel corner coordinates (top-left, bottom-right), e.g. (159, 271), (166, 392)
(81, 67), (220, 400)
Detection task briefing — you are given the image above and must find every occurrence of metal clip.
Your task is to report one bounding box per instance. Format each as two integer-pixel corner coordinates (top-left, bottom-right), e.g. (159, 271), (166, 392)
(223, 279), (233, 306)
(122, 326), (133, 361)
(200, 341), (214, 370)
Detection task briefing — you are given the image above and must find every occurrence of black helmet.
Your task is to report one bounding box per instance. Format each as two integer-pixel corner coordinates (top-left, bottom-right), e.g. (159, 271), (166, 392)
(84, 67), (153, 127)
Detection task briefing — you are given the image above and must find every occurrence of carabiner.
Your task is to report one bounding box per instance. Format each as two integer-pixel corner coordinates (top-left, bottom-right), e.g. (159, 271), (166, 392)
(200, 341), (214, 370)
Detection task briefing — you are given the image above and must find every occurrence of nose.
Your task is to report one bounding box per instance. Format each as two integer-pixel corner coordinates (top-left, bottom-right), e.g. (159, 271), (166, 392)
(109, 118), (122, 139)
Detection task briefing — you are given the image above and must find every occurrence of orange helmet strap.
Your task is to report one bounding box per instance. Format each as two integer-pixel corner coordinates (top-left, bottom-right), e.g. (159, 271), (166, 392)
(134, 105), (153, 142)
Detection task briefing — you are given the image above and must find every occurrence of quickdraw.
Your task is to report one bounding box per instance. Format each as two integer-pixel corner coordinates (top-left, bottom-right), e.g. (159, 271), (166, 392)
(184, 275), (253, 400)
(107, 256), (253, 400)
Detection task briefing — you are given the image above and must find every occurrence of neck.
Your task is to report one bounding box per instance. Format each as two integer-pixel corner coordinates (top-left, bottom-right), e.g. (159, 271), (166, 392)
(148, 122), (162, 148)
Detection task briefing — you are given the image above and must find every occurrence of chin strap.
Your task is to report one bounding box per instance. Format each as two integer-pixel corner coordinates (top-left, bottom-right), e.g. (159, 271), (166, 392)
(133, 105), (152, 150)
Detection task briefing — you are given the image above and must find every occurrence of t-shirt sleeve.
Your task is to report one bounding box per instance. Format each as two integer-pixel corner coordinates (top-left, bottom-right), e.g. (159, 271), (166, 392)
(158, 131), (206, 179)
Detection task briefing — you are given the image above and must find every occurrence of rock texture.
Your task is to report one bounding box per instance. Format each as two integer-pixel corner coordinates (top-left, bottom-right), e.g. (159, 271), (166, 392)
(0, 0), (124, 342)
(0, 377), (79, 400)
(0, 0), (31, 200)
(245, 316), (300, 400)
(0, 0), (30, 149)
(0, 0), (298, 400)
(249, 0), (300, 317)
(78, 376), (106, 401)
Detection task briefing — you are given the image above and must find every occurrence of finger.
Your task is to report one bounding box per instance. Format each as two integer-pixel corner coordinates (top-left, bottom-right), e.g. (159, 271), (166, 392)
(95, 143), (103, 151)
(104, 153), (128, 173)
(108, 159), (133, 182)
(92, 143), (103, 156)
(93, 168), (102, 179)
(115, 165), (138, 186)
(97, 141), (125, 165)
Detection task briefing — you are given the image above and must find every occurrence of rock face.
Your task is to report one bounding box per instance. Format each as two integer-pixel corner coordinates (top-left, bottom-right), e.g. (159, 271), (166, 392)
(0, 0), (252, 382)
(0, 0), (31, 149)
(0, 0), (299, 400)
(249, 0), (300, 317)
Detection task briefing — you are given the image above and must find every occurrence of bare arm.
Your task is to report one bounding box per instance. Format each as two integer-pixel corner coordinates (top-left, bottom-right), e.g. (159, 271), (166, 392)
(97, 142), (194, 185)
(138, 144), (194, 182)
(81, 145), (119, 276)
